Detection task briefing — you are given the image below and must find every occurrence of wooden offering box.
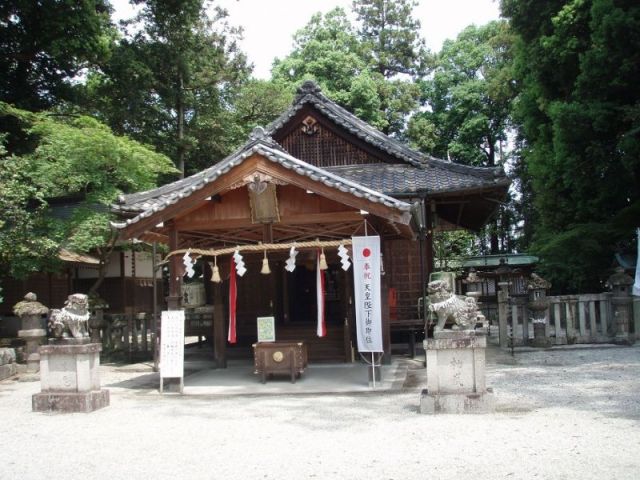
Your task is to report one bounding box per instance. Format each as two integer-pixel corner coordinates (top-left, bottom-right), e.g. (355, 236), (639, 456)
(252, 342), (308, 383)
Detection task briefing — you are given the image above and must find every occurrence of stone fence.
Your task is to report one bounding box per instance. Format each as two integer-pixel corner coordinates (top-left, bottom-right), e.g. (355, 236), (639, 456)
(496, 292), (640, 347)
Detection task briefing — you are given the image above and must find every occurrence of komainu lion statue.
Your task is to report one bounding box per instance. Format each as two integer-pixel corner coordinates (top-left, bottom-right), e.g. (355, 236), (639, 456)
(48, 293), (90, 339)
(428, 280), (484, 332)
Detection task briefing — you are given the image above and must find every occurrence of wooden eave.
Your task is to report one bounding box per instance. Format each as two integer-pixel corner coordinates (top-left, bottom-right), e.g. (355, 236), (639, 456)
(118, 153), (414, 243)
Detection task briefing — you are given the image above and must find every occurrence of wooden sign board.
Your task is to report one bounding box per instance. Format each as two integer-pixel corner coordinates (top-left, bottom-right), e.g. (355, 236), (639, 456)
(160, 310), (185, 393)
(257, 316), (276, 342)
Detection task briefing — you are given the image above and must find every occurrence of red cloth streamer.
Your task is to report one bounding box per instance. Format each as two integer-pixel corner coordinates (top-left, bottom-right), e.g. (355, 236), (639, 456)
(228, 256), (237, 343)
(316, 249), (326, 337)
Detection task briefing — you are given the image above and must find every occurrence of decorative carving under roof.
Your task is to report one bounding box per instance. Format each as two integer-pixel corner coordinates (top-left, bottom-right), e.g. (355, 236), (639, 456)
(301, 115), (319, 136)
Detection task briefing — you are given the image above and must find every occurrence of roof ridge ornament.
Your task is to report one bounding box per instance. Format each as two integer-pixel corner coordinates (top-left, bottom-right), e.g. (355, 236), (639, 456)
(297, 80), (321, 96)
(249, 126), (268, 141)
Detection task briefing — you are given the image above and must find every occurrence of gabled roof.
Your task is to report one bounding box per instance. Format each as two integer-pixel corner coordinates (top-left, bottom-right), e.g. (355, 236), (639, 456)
(112, 127), (412, 229)
(267, 81), (509, 195)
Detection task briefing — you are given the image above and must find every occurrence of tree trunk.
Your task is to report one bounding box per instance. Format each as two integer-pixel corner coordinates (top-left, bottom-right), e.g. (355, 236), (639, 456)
(88, 232), (118, 296)
(177, 72), (185, 178)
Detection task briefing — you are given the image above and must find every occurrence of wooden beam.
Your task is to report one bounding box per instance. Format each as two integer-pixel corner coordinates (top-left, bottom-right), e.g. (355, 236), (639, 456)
(167, 224), (181, 310)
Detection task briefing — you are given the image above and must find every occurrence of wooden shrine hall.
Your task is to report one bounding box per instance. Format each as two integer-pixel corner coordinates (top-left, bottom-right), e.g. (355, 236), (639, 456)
(112, 81), (510, 366)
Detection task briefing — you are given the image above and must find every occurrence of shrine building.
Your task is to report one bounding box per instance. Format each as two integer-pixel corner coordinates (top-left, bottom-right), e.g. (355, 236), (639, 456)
(112, 81), (510, 365)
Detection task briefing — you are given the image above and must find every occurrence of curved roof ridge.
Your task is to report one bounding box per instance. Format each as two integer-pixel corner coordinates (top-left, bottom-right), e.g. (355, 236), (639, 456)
(112, 128), (412, 229)
(267, 81), (507, 180)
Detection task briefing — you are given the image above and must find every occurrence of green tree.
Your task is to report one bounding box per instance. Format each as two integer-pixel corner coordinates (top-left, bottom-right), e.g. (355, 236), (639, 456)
(84, 0), (250, 176)
(502, 0), (640, 292)
(409, 21), (516, 167)
(0, 0), (113, 111)
(0, 102), (176, 284)
(352, 0), (429, 78)
(272, 5), (424, 136)
(408, 21), (518, 254)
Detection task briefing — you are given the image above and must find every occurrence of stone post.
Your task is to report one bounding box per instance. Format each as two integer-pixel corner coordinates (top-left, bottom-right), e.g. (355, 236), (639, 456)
(607, 268), (634, 344)
(527, 274), (552, 348)
(13, 293), (48, 374)
(497, 282), (510, 348)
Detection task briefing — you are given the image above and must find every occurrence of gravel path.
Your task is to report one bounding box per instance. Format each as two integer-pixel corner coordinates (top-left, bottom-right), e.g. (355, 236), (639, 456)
(1, 345), (639, 480)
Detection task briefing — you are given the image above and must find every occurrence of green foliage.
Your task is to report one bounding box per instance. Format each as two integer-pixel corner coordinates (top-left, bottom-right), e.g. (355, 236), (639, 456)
(409, 21), (516, 167)
(83, 0), (251, 176)
(0, 103), (176, 278)
(433, 230), (479, 273)
(352, 0), (430, 78)
(272, 4), (425, 135)
(502, 0), (640, 292)
(0, 0), (114, 110)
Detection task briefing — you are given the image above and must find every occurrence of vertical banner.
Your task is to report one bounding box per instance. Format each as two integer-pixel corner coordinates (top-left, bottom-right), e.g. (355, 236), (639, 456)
(160, 310), (185, 379)
(352, 235), (383, 353)
(228, 257), (237, 343)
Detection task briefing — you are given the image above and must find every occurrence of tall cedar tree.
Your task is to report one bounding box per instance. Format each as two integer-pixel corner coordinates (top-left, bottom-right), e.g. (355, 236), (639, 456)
(501, 0), (640, 292)
(84, 0), (250, 177)
(272, 2), (427, 136)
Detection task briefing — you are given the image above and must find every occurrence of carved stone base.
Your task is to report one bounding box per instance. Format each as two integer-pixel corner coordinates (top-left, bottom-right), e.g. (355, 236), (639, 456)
(34, 341), (109, 413)
(32, 390), (110, 413)
(421, 330), (494, 414)
(420, 388), (495, 414)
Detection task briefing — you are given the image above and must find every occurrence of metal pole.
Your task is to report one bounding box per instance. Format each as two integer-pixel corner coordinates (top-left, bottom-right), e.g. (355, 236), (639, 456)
(371, 352), (375, 389)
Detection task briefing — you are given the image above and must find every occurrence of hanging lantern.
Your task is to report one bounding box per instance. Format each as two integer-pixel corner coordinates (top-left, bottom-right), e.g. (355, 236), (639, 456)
(319, 248), (328, 270)
(210, 257), (221, 283)
(260, 250), (271, 275)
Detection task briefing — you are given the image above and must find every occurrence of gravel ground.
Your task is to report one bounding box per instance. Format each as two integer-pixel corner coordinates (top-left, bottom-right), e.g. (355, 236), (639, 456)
(1, 345), (639, 480)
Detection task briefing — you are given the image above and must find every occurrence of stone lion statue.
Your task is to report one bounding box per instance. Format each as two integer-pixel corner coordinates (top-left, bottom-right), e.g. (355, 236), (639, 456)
(48, 293), (90, 339)
(428, 280), (483, 332)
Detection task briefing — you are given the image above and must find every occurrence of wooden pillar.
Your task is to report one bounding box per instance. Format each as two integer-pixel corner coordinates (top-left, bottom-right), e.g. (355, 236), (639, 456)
(213, 281), (226, 368)
(425, 207), (435, 278)
(343, 268), (353, 363)
(167, 223), (181, 311)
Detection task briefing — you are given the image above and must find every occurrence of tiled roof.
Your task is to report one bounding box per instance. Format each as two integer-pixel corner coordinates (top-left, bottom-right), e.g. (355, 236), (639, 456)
(324, 163), (510, 196)
(267, 81), (510, 194)
(112, 127), (412, 229)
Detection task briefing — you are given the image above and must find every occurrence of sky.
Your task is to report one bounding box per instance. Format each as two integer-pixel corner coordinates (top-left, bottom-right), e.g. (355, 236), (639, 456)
(111, 0), (502, 79)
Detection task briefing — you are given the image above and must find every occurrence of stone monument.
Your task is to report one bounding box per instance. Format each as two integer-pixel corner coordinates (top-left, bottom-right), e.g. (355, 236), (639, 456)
(420, 280), (494, 414)
(13, 293), (48, 374)
(32, 293), (109, 413)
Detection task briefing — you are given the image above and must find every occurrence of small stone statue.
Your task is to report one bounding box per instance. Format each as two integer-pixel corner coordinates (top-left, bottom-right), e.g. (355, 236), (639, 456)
(48, 293), (90, 339)
(428, 280), (484, 331)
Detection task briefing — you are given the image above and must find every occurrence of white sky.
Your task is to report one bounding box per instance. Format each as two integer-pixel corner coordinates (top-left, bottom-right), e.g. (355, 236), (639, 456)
(111, 0), (501, 79)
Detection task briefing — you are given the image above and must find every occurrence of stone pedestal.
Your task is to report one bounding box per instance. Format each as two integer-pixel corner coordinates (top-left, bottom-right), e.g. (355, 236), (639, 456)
(33, 340), (109, 413)
(420, 331), (494, 414)
(532, 321), (551, 348)
(17, 327), (47, 373)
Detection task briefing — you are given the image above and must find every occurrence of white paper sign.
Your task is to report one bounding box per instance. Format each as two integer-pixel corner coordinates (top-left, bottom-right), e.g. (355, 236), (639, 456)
(352, 236), (383, 353)
(160, 310), (185, 378)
